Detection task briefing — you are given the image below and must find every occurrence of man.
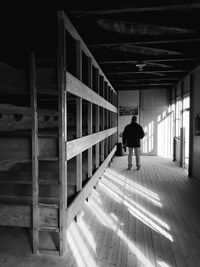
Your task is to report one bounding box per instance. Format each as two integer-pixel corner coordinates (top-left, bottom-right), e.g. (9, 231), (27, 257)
(122, 115), (145, 170)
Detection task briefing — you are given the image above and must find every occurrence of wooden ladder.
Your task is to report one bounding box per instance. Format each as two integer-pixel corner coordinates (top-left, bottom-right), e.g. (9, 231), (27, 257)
(30, 52), (67, 256)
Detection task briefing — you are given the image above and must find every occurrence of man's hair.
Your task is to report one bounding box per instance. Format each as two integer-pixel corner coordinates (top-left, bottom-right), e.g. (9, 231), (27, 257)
(132, 115), (137, 122)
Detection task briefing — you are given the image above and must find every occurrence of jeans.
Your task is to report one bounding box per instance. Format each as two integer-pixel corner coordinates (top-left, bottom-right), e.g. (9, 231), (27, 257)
(128, 147), (141, 168)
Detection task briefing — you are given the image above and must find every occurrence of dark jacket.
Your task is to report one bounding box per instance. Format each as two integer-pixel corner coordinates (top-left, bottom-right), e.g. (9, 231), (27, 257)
(123, 122), (145, 148)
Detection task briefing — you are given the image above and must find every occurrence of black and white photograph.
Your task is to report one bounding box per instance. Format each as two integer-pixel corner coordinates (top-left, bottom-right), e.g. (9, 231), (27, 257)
(0, 2), (200, 267)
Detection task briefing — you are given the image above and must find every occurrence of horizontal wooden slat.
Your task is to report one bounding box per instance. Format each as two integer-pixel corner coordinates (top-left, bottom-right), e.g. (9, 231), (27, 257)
(39, 227), (59, 232)
(61, 12), (116, 94)
(38, 249), (59, 256)
(38, 157), (59, 161)
(0, 195), (59, 205)
(0, 180), (32, 184)
(38, 203), (59, 209)
(0, 204), (59, 228)
(67, 127), (117, 160)
(66, 72), (117, 113)
(0, 204), (31, 227)
(66, 146), (116, 226)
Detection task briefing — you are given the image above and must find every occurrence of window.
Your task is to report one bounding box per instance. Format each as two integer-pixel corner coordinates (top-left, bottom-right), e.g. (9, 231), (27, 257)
(175, 100), (182, 138)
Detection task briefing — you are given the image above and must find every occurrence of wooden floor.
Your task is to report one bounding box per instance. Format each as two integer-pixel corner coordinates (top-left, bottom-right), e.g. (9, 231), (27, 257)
(1, 155), (200, 267)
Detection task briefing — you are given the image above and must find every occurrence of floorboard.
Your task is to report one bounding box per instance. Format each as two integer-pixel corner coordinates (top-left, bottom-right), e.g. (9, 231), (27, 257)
(1, 156), (200, 266)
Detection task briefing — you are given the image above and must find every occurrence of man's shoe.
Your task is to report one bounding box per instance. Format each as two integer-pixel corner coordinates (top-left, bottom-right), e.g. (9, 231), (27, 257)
(127, 166), (132, 170)
(136, 165), (141, 170)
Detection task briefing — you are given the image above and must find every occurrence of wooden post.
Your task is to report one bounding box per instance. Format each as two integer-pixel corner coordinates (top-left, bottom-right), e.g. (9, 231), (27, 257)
(173, 86), (177, 161)
(76, 40), (83, 191)
(95, 69), (100, 169)
(57, 10), (67, 256)
(109, 87), (112, 152)
(117, 92), (119, 144)
(100, 77), (105, 163)
(30, 52), (39, 254)
(180, 81), (184, 167)
(188, 74), (193, 177)
(105, 82), (109, 157)
(88, 58), (93, 178)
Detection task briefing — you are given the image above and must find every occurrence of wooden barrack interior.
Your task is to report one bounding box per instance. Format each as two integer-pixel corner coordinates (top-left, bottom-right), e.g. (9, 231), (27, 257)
(0, 10), (118, 256)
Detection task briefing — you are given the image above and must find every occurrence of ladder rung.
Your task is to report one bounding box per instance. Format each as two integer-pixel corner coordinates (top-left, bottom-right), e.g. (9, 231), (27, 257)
(38, 249), (59, 256)
(39, 226), (59, 232)
(38, 132), (58, 138)
(0, 180), (31, 184)
(38, 157), (59, 161)
(38, 203), (59, 209)
(39, 180), (59, 185)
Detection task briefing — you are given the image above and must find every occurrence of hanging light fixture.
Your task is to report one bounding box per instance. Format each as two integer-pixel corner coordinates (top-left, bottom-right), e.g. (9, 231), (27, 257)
(136, 63), (146, 71)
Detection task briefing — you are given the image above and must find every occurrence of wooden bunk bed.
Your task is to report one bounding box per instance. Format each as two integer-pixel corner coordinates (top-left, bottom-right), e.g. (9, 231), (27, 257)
(0, 11), (118, 256)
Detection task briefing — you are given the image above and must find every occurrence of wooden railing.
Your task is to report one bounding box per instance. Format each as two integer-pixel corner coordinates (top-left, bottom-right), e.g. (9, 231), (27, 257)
(57, 10), (118, 255)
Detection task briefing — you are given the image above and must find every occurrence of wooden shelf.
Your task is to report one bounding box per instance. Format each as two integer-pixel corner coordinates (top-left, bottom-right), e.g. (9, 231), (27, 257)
(38, 157), (59, 161)
(39, 180), (59, 185)
(0, 180), (31, 184)
(39, 226), (59, 232)
(38, 132), (58, 138)
(38, 203), (59, 209)
(38, 249), (59, 256)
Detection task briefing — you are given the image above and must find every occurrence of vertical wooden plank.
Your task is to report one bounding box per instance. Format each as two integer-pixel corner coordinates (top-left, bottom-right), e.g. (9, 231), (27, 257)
(30, 52), (39, 254)
(95, 69), (100, 169)
(117, 92), (119, 143)
(101, 78), (105, 163)
(109, 87), (112, 152)
(188, 74), (193, 177)
(88, 57), (93, 178)
(173, 86), (177, 161)
(105, 82), (109, 156)
(57, 10), (67, 256)
(103, 81), (107, 158)
(180, 81), (184, 167)
(76, 40), (83, 191)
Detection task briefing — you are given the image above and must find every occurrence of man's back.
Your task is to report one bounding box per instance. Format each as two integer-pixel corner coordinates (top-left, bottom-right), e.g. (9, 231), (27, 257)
(123, 122), (144, 147)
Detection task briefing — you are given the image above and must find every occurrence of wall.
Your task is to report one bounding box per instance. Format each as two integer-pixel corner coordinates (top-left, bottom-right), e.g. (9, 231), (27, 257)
(170, 65), (200, 182)
(140, 89), (169, 156)
(118, 90), (139, 142)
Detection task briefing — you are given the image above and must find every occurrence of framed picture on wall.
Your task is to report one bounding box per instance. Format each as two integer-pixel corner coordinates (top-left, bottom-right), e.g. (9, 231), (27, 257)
(119, 105), (139, 116)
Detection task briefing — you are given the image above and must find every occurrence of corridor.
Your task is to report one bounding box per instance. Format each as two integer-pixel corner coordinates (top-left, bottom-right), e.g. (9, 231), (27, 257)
(1, 155), (200, 267)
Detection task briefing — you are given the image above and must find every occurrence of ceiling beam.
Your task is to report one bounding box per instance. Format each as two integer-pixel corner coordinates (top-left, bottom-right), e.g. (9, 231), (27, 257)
(106, 70), (189, 75)
(115, 83), (173, 87)
(110, 78), (179, 82)
(90, 38), (200, 48)
(100, 58), (200, 64)
(116, 86), (171, 91)
(106, 44), (181, 56)
(70, 3), (200, 17)
(97, 19), (194, 35)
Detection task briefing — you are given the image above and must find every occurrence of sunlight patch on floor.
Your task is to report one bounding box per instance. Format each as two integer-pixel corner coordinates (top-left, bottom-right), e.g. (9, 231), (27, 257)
(104, 171), (162, 207)
(67, 220), (98, 267)
(88, 196), (155, 267)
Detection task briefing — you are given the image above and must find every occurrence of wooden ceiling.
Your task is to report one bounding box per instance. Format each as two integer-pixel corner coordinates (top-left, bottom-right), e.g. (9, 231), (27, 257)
(1, 1), (200, 91)
(66, 0), (200, 91)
